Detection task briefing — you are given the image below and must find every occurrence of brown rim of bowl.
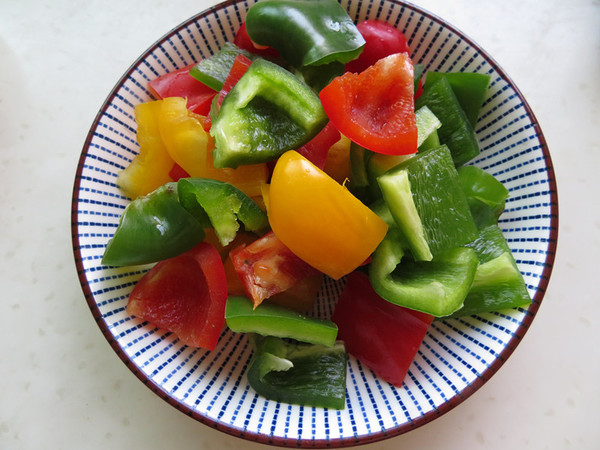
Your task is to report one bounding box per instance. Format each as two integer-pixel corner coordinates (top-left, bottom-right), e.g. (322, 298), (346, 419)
(70, 0), (558, 447)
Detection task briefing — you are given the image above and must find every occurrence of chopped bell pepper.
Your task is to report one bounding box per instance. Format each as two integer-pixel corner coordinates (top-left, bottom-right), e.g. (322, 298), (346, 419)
(348, 141), (373, 203)
(127, 242), (228, 350)
(117, 101), (175, 200)
(443, 225), (531, 318)
(363, 106), (439, 199)
(210, 59), (328, 168)
(157, 97), (211, 177)
(413, 63), (425, 97)
(377, 144), (478, 261)
(189, 42), (255, 92)
(415, 76), (480, 166)
(233, 22), (280, 59)
(345, 19), (411, 74)
(424, 71), (490, 128)
(169, 163), (190, 182)
(265, 273), (323, 313)
(157, 97), (269, 198)
(225, 296), (338, 347)
(245, 0), (365, 67)
(296, 121), (341, 170)
(148, 64), (216, 116)
(294, 61), (345, 92)
(457, 165), (509, 229)
(224, 244), (323, 313)
(102, 182), (206, 267)
(216, 54), (253, 108)
(268, 150), (388, 280)
(246, 335), (348, 409)
(177, 178), (268, 246)
(333, 271), (433, 386)
(368, 233), (479, 317)
(320, 52), (418, 156)
(229, 231), (321, 308)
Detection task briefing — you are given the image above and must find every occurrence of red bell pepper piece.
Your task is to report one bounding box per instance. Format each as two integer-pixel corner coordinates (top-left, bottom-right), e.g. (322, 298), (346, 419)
(345, 20), (411, 74)
(320, 52), (418, 155)
(148, 64), (216, 116)
(332, 271), (433, 387)
(297, 121), (341, 170)
(168, 163), (190, 181)
(234, 22), (280, 59)
(126, 242), (228, 350)
(266, 121), (342, 175)
(229, 231), (321, 308)
(217, 54), (253, 107)
(415, 78), (424, 100)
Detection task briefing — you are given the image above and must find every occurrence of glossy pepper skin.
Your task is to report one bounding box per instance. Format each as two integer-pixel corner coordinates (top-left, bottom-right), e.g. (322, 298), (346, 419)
(423, 71), (490, 128)
(457, 165), (509, 230)
(102, 183), (206, 267)
(127, 242), (228, 350)
(443, 225), (531, 318)
(117, 101), (175, 200)
(415, 77), (480, 166)
(320, 53), (418, 156)
(268, 150), (388, 280)
(368, 233), (479, 317)
(245, 0), (365, 68)
(210, 59), (328, 168)
(225, 296), (338, 347)
(189, 42), (255, 92)
(333, 271), (433, 387)
(246, 335), (348, 409)
(158, 96), (269, 198)
(377, 145), (478, 261)
(148, 64), (216, 116)
(103, 177), (268, 266)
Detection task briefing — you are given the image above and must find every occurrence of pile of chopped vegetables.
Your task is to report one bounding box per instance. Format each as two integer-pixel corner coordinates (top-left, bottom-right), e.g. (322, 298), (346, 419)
(103, 0), (531, 409)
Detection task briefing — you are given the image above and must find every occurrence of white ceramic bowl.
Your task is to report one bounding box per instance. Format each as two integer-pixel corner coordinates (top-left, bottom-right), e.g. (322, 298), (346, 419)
(71, 0), (558, 446)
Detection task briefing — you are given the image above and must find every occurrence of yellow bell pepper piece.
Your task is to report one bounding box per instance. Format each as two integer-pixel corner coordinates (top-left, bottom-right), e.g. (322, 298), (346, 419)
(268, 150), (388, 280)
(158, 97), (210, 175)
(117, 101), (175, 200)
(157, 97), (269, 198)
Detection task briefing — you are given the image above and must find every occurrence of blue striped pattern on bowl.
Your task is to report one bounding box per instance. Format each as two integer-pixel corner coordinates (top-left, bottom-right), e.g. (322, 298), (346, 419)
(71, 0), (558, 446)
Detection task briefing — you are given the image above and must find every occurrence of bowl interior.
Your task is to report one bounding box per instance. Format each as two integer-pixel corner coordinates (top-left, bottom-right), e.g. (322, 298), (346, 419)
(71, 0), (557, 446)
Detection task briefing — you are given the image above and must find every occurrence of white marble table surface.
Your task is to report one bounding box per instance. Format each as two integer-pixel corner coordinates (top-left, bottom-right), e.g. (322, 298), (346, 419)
(1, 0), (598, 448)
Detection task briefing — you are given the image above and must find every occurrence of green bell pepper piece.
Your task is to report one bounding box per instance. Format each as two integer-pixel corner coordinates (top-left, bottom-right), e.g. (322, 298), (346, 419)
(443, 225), (531, 318)
(245, 0), (365, 68)
(247, 335), (348, 409)
(177, 178), (268, 246)
(368, 234), (479, 317)
(189, 42), (255, 92)
(348, 141), (373, 203)
(210, 58), (328, 168)
(365, 106), (440, 199)
(415, 106), (442, 148)
(225, 296), (338, 347)
(102, 183), (206, 267)
(294, 61), (345, 92)
(377, 145), (478, 261)
(457, 165), (509, 229)
(369, 199), (398, 230)
(424, 71), (490, 128)
(418, 129), (441, 152)
(415, 77), (480, 166)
